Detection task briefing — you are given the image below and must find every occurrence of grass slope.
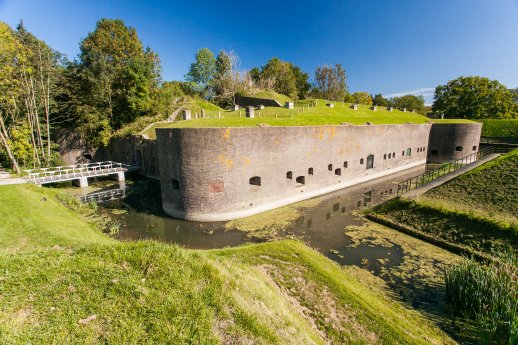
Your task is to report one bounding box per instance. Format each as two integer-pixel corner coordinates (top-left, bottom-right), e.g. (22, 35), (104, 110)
(159, 100), (442, 128)
(371, 149), (518, 257)
(0, 185), (453, 344)
(0, 185), (112, 252)
(478, 119), (518, 138)
(250, 91), (292, 105)
(422, 149), (518, 223)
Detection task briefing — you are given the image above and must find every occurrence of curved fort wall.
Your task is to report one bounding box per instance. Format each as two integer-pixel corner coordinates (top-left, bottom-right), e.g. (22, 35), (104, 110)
(156, 124), (432, 221)
(427, 123), (482, 163)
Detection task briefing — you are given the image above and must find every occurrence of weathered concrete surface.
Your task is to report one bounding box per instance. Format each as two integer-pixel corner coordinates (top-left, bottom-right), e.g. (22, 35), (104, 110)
(403, 153), (501, 199)
(427, 123), (482, 163)
(156, 124), (432, 221)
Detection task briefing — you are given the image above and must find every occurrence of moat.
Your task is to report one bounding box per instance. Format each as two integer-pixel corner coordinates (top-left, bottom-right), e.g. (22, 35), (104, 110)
(65, 164), (458, 318)
(67, 166), (426, 268)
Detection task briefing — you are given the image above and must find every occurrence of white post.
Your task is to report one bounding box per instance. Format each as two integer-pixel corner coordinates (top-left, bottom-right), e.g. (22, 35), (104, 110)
(78, 177), (88, 188)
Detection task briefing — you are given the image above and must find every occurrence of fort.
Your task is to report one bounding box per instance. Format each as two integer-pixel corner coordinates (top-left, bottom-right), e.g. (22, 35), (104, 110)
(155, 122), (481, 221)
(56, 101), (482, 222)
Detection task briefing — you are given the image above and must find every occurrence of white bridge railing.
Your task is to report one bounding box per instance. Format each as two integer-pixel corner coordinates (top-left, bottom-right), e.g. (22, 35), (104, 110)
(78, 188), (126, 203)
(24, 161), (128, 185)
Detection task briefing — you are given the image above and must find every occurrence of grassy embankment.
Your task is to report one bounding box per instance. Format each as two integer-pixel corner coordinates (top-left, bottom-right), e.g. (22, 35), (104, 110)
(0, 184), (454, 344)
(151, 99), (472, 132)
(477, 119), (518, 138)
(370, 149), (518, 258)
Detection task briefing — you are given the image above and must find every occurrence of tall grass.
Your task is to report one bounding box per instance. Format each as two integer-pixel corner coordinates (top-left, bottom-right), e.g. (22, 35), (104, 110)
(445, 253), (517, 344)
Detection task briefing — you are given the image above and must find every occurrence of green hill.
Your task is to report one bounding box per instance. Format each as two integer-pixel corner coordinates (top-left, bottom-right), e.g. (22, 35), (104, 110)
(0, 184), (453, 344)
(250, 91), (293, 105)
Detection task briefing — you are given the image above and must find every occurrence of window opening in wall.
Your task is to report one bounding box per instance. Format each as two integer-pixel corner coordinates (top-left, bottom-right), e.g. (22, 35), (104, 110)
(431, 149), (438, 155)
(328, 164), (333, 171)
(366, 154), (374, 169)
(357, 201), (362, 207)
(456, 146), (463, 151)
(171, 179), (180, 190)
(335, 168), (341, 176)
(402, 150), (405, 156)
(333, 203), (339, 212)
(393, 152), (395, 157)
(360, 158), (364, 164)
(296, 176), (305, 185)
(473, 146), (477, 151)
(343, 161), (348, 168)
(384, 154), (387, 160)
(286, 171), (293, 179)
(407, 148), (411, 156)
(249, 176), (261, 186)
(308, 167), (314, 175)
(326, 212), (331, 220)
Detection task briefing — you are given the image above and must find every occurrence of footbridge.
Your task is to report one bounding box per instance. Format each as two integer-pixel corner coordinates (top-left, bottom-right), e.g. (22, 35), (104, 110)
(24, 161), (138, 187)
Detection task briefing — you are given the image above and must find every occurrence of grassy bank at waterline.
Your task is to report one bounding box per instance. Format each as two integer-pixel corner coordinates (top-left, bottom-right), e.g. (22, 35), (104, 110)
(0, 184), (454, 344)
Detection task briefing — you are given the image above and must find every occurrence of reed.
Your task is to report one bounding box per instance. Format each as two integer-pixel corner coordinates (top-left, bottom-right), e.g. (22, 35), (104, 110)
(445, 252), (517, 344)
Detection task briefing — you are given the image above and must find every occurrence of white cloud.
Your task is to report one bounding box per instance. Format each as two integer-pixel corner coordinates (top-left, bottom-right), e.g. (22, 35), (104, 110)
(383, 87), (435, 98)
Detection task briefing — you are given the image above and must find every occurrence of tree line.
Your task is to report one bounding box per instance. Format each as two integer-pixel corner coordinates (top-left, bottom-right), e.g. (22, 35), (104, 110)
(1, 18), (517, 172)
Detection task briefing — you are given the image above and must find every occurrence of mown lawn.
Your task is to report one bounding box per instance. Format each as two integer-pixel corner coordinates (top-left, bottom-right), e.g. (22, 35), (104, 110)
(0, 184), (454, 344)
(159, 100), (436, 129)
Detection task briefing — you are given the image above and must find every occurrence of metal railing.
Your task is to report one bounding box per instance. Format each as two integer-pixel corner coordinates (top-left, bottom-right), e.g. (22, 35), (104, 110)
(24, 161), (128, 185)
(396, 146), (495, 196)
(78, 188), (126, 203)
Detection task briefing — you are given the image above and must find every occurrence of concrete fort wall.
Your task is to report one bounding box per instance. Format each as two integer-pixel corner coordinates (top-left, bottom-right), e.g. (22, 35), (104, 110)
(156, 124), (432, 221)
(427, 123), (482, 163)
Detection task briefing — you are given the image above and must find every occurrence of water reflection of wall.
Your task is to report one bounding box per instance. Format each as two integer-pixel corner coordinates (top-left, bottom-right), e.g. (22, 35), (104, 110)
(288, 166), (425, 252)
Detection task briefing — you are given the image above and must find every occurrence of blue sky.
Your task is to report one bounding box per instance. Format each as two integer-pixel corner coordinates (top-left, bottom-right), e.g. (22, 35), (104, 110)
(1, 0), (517, 104)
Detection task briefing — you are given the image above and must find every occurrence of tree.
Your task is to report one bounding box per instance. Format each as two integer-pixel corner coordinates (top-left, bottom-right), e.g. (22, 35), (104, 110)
(372, 94), (390, 107)
(66, 18), (160, 146)
(213, 50), (247, 107)
(260, 58), (298, 99)
(290, 65), (310, 99)
(185, 48), (216, 98)
(215, 50), (231, 78)
(351, 92), (372, 105)
(509, 87), (518, 104)
(0, 21), (65, 171)
(314, 64), (347, 101)
(433, 76), (516, 119)
(391, 95), (425, 113)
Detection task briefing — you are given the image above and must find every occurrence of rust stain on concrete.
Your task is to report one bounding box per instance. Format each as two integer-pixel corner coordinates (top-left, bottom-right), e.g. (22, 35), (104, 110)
(222, 128), (231, 142)
(217, 154), (234, 169)
(208, 179), (225, 193)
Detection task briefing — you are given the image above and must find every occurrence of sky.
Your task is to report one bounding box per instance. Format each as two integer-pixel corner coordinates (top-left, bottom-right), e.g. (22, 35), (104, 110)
(1, 0), (517, 104)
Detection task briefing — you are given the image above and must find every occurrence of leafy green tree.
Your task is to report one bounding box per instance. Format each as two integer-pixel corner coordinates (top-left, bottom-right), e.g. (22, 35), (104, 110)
(215, 50), (231, 78)
(433, 76), (516, 119)
(64, 18), (160, 146)
(351, 92), (373, 105)
(391, 95), (425, 113)
(372, 94), (390, 107)
(260, 58), (298, 99)
(290, 65), (310, 99)
(314, 64), (348, 101)
(185, 48), (216, 98)
(509, 87), (518, 104)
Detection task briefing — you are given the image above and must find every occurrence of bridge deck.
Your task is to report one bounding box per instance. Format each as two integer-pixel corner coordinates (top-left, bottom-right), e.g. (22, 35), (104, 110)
(24, 162), (129, 185)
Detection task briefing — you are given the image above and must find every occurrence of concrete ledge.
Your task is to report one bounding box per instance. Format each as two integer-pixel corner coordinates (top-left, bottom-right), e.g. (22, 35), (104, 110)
(163, 160), (426, 221)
